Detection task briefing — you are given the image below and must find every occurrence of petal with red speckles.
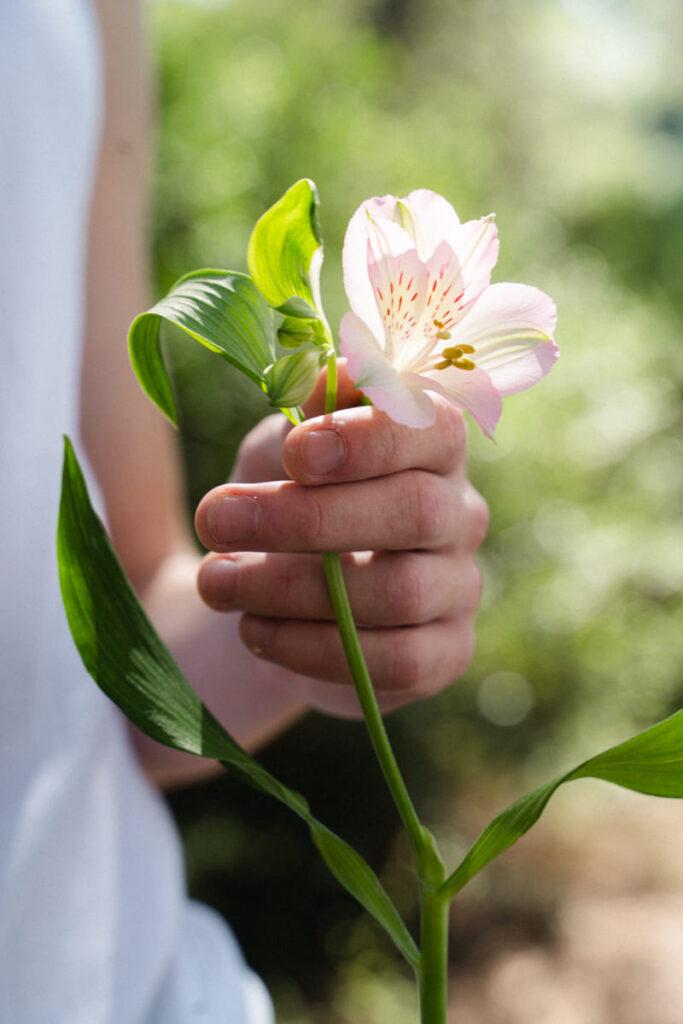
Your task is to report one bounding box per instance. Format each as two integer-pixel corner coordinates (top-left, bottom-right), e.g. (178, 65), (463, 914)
(339, 312), (437, 428)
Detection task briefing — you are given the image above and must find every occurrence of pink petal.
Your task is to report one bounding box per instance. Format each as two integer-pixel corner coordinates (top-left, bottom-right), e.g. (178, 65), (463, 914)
(423, 220), (499, 338)
(339, 312), (437, 428)
(453, 283), (559, 396)
(417, 366), (503, 438)
(404, 189), (462, 260)
(368, 245), (429, 363)
(342, 196), (412, 342)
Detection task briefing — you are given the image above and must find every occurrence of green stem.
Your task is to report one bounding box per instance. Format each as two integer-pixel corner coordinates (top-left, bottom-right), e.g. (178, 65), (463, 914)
(288, 352), (451, 1020)
(319, 349), (425, 856)
(419, 884), (450, 1024)
(322, 551), (426, 856)
(324, 350), (338, 415)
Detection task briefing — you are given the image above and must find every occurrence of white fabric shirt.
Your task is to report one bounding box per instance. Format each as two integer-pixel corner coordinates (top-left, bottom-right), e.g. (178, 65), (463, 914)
(0, 3), (272, 1022)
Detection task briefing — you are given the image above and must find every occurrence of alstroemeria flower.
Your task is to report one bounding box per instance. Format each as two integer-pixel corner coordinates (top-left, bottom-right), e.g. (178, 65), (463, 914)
(339, 189), (559, 435)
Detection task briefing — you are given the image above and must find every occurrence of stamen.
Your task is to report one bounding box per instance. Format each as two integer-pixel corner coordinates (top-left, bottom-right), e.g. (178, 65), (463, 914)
(433, 344), (477, 373)
(435, 330), (451, 341)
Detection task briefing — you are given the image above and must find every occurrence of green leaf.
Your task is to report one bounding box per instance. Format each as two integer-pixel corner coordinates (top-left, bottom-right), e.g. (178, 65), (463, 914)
(247, 179), (323, 315)
(57, 438), (418, 970)
(440, 709), (683, 900)
(128, 269), (276, 425)
(265, 351), (321, 408)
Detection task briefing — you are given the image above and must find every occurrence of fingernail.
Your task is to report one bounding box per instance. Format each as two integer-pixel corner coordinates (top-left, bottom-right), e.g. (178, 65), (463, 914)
(301, 429), (346, 476)
(202, 558), (238, 606)
(207, 496), (260, 546)
(242, 616), (276, 657)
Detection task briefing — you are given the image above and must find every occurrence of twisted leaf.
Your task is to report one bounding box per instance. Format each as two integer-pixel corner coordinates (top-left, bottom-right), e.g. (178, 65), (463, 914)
(440, 709), (683, 900)
(57, 438), (419, 970)
(128, 269), (276, 425)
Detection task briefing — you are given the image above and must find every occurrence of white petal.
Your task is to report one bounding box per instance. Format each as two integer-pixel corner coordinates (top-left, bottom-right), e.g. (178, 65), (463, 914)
(339, 312), (437, 428)
(342, 197), (412, 341)
(404, 189), (462, 260)
(453, 283), (559, 396)
(416, 367), (503, 438)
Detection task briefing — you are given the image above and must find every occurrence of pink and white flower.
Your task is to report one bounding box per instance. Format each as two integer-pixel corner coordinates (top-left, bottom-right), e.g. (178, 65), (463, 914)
(339, 189), (559, 435)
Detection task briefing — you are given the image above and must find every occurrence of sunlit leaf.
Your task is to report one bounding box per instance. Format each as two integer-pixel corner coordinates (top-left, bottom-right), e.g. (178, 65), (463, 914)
(128, 269), (276, 425)
(57, 438), (418, 969)
(247, 178), (323, 316)
(440, 709), (683, 899)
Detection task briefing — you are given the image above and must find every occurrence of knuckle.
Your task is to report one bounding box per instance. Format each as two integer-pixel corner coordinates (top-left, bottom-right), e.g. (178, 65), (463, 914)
(467, 489), (490, 549)
(275, 556), (301, 611)
(389, 631), (424, 691)
(376, 414), (402, 468)
(388, 556), (430, 623)
(439, 403), (467, 464)
(410, 472), (448, 546)
(233, 415), (285, 481)
(296, 493), (325, 547)
(462, 559), (483, 613)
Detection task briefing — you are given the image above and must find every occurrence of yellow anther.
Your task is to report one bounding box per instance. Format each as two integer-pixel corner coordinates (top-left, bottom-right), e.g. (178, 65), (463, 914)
(434, 344), (477, 373)
(433, 319), (445, 329)
(435, 330), (451, 341)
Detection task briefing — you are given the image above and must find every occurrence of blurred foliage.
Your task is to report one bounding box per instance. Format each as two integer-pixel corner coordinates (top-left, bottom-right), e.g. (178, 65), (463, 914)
(151, 0), (683, 1018)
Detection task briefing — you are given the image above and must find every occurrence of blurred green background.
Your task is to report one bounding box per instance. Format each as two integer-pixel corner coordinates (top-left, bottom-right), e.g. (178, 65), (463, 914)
(151, 0), (683, 1019)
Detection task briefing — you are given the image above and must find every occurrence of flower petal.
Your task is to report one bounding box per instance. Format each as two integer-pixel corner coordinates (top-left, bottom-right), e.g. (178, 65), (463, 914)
(368, 245), (429, 364)
(452, 283), (559, 396)
(342, 196), (412, 341)
(403, 189), (462, 260)
(417, 366), (503, 438)
(339, 312), (437, 428)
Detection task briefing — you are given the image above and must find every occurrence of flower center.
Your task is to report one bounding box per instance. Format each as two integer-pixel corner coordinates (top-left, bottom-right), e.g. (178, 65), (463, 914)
(431, 321), (476, 371)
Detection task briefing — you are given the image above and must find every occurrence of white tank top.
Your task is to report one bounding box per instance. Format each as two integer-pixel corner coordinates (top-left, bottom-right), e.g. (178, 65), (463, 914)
(0, 4), (271, 1021)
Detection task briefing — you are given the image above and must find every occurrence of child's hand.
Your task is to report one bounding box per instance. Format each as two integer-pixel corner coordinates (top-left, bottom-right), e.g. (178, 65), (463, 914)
(195, 391), (488, 714)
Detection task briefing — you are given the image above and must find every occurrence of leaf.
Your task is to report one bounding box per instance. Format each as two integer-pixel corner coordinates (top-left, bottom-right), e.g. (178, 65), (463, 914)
(57, 438), (419, 970)
(247, 179), (323, 315)
(128, 269), (277, 425)
(265, 351), (322, 408)
(440, 709), (683, 900)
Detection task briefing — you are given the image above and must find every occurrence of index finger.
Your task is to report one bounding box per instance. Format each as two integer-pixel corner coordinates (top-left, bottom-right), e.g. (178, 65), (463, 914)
(283, 395), (467, 486)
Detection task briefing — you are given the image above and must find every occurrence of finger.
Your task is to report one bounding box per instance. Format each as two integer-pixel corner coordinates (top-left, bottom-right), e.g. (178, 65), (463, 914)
(231, 414), (290, 483)
(198, 550), (482, 626)
(239, 615), (475, 695)
(195, 470), (462, 554)
(283, 394), (466, 486)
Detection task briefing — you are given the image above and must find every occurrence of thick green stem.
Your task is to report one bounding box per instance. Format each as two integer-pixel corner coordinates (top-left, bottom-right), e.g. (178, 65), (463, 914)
(419, 885), (450, 1024)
